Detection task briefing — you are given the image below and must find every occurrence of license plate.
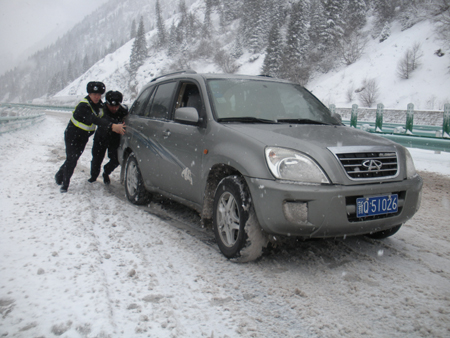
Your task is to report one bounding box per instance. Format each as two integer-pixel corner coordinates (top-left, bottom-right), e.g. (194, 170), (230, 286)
(356, 194), (398, 218)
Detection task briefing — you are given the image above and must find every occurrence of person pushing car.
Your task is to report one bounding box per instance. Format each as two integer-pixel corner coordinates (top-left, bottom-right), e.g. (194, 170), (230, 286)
(55, 81), (126, 193)
(88, 90), (128, 185)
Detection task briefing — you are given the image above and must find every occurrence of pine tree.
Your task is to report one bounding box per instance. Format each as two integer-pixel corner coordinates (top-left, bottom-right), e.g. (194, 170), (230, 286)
(283, 0), (309, 66)
(280, 0), (310, 83)
(203, 0), (213, 38)
(261, 23), (282, 77)
(345, 0), (367, 36)
(156, 0), (167, 48)
(82, 55), (90, 73)
(129, 16), (148, 73)
(241, 0), (265, 53)
(309, 0), (326, 46)
(130, 19), (137, 40)
(373, 0), (397, 24)
(322, 0), (347, 51)
(168, 22), (178, 56)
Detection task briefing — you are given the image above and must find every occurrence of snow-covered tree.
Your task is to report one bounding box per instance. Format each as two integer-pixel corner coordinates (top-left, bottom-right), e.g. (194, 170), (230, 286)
(309, 0), (327, 46)
(202, 0), (213, 38)
(322, 0), (347, 51)
(281, 0), (310, 82)
(129, 16), (148, 73)
(130, 19), (137, 40)
(345, 0), (367, 36)
(240, 0), (265, 53)
(261, 23), (283, 77)
(155, 0), (167, 48)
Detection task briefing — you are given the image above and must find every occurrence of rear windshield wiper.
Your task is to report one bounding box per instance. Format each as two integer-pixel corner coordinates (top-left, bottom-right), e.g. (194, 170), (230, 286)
(276, 118), (333, 125)
(217, 117), (279, 124)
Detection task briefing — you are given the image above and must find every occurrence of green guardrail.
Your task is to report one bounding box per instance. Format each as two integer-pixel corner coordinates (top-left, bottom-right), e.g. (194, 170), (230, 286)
(0, 103), (74, 111)
(0, 103), (55, 134)
(337, 102), (450, 153)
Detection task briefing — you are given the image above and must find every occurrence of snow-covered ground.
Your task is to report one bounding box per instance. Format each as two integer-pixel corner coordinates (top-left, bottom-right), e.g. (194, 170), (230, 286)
(1, 112), (449, 337)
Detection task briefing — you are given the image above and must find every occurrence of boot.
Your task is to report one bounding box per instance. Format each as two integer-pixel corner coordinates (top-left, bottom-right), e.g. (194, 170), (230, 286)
(103, 172), (110, 185)
(55, 173), (63, 185)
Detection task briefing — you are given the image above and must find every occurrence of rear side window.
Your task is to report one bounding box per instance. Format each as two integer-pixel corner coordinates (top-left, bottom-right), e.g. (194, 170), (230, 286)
(147, 82), (177, 120)
(131, 86), (154, 116)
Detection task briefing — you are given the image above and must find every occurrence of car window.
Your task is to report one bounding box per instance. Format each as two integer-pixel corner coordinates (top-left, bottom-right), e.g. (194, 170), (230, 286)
(130, 86), (154, 116)
(207, 79), (337, 124)
(175, 83), (202, 113)
(147, 82), (177, 120)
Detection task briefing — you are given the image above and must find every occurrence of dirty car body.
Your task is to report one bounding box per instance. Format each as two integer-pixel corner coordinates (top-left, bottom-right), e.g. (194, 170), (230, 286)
(118, 71), (422, 261)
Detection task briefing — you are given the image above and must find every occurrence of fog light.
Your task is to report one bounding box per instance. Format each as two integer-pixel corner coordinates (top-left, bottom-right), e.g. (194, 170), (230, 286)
(283, 201), (309, 224)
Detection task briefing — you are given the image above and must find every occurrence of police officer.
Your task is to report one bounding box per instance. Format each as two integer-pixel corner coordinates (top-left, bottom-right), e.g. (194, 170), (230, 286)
(88, 90), (128, 184)
(55, 81), (126, 193)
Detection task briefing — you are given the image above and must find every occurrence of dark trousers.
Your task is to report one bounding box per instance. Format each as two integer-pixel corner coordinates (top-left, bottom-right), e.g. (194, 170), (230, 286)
(55, 128), (90, 189)
(90, 134), (120, 180)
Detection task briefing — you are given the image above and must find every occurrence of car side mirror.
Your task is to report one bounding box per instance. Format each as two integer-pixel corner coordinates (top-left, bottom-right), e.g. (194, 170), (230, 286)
(332, 112), (342, 124)
(175, 107), (200, 124)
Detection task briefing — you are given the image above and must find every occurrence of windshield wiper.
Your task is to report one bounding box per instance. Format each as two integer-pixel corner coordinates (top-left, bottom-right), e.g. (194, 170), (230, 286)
(276, 118), (333, 125)
(217, 117), (279, 124)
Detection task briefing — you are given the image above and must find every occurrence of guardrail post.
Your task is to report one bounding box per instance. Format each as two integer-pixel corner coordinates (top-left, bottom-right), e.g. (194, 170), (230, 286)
(443, 103), (450, 138)
(350, 104), (358, 128)
(375, 103), (384, 132)
(329, 104), (335, 115)
(406, 103), (414, 135)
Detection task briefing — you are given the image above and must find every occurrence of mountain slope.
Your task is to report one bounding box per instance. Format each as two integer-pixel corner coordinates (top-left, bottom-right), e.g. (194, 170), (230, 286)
(55, 11), (449, 112)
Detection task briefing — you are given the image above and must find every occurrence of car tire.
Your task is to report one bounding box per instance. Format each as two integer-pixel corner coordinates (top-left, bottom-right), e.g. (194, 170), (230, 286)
(367, 224), (402, 239)
(125, 153), (151, 205)
(213, 176), (267, 262)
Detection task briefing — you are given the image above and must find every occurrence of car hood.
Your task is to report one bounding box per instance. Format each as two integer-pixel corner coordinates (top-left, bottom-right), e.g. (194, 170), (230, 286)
(223, 123), (402, 183)
(225, 123), (394, 150)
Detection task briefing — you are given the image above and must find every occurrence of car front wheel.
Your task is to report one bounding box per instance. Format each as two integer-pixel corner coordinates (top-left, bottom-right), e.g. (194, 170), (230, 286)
(213, 176), (267, 262)
(125, 153), (150, 205)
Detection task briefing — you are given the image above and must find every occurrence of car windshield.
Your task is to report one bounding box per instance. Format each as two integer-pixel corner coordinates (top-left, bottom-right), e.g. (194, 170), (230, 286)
(207, 79), (338, 125)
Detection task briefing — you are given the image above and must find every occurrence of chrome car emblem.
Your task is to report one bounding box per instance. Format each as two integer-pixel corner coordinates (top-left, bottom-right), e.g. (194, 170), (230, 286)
(362, 159), (383, 171)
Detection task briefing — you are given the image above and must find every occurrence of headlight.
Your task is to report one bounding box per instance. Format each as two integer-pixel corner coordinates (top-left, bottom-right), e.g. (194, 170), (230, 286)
(265, 147), (330, 184)
(405, 148), (417, 179)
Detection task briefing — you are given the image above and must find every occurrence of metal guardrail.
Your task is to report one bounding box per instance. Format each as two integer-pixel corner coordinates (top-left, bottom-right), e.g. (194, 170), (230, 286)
(0, 103), (64, 134)
(2, 102), (449, 152)
(334, 103), (450, 153)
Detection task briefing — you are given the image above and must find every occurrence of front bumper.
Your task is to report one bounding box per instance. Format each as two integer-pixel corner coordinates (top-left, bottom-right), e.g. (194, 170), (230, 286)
(245, 175), (423, 238)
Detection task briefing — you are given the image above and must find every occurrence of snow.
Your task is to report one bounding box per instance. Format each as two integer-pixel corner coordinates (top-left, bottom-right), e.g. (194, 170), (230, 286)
(1, 110), (449, 337)
(308, 20), (450, 111)
(2, 8), (450, 338)
(53, 17), (450, 114)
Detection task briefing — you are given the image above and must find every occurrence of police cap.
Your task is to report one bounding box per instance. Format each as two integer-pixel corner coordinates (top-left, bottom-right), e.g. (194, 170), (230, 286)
(87, 81), (106, 94)
(105, 91), (123, 106)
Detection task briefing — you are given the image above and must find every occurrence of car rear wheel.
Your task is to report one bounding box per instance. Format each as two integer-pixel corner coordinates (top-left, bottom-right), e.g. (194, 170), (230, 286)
(367, 224), (402, 239)
(213, 176), (267, 262)
(125, 153), (150, 205)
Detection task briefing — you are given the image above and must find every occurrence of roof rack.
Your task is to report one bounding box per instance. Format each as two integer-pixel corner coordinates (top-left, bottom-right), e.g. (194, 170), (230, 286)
(150, 69), (197, 82)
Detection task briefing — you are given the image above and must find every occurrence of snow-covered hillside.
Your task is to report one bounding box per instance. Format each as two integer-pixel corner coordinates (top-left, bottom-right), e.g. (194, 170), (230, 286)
(308, 19), (450, 111)
(54, 11), (449, 111)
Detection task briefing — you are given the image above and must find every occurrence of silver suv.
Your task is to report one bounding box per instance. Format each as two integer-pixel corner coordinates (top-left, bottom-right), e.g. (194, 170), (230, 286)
(118, 71), (422, 262)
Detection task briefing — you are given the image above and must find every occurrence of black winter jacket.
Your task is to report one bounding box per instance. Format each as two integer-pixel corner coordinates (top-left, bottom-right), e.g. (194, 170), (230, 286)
(94, 104), (128, 141)
(66, 95), (112, 137)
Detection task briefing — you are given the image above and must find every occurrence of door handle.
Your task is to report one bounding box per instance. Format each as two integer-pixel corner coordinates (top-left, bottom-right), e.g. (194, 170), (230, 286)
(162, 129), (171, 138)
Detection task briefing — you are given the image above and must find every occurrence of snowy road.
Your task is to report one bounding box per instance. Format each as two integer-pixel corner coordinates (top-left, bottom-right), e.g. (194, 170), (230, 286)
(1, 113), (450, 337)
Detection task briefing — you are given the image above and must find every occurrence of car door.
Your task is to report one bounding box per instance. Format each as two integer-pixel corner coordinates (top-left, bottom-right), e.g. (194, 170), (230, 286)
(127, 82), (177, 189)
(154, 82), (207, 204)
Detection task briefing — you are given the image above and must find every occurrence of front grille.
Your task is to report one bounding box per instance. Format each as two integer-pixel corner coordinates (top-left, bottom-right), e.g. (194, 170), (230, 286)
(336, 151), (398, 180)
